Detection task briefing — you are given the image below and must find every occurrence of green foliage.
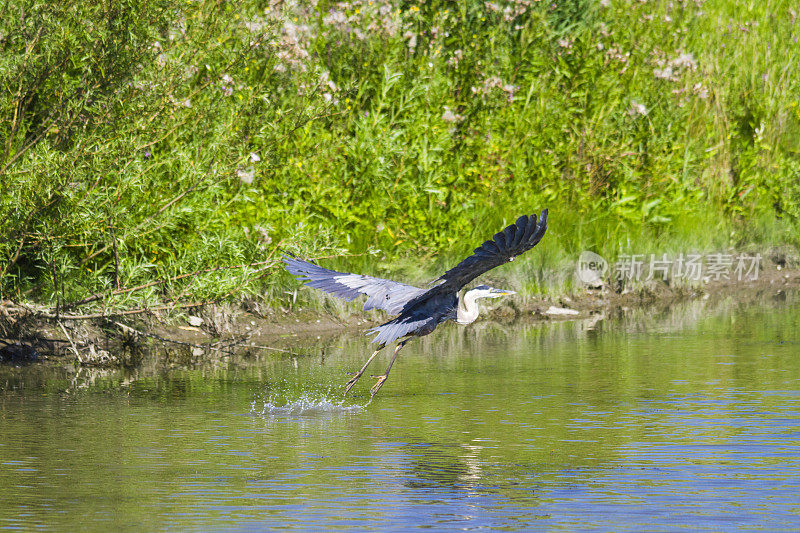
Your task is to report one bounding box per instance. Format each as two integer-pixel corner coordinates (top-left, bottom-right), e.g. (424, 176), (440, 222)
(1, 0), (799, 311)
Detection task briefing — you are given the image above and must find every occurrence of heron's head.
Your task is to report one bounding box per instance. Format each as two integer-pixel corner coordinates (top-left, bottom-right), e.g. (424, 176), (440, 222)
(466, 284), (516, 300)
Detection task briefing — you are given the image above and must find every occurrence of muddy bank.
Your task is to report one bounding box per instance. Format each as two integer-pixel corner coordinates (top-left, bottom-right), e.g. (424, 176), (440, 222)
(2, 261), (799, 368)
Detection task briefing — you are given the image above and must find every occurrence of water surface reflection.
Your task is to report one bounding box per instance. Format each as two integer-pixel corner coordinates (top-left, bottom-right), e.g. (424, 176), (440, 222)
(1, 296), (799, 530)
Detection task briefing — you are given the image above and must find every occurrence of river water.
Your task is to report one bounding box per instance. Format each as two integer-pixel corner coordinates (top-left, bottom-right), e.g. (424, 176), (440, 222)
(1, 297), (799, 530)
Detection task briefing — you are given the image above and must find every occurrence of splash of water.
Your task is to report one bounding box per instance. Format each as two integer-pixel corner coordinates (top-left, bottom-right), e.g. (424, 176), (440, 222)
(250, 393), (368, 417)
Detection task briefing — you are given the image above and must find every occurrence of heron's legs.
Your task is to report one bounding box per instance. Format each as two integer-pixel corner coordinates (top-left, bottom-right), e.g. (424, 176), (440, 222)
(344, 345), (385, 395)
(370, 340), (408, 397)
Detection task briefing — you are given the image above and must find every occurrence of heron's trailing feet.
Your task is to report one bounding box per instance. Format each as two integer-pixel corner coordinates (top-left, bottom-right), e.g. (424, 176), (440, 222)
(367, 340), (407, 397)
(344, 347), (383, 395)
(370, 375), (387, 397)
(345, 341), (407, 397)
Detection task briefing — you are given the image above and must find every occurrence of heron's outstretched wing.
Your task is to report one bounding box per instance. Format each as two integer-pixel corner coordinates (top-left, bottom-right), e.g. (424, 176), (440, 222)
(421, 209), (548, 298)
(283, 256), (426, 315)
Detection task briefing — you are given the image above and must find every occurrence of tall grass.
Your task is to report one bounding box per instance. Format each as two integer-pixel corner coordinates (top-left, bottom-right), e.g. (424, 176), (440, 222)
(1, 0), (799, 313)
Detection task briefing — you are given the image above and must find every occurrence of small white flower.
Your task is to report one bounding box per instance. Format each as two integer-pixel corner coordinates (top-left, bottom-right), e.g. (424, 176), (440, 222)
(245, 20), (266, 32)
(237, 167), (255, 184)
(250, 152), (261, 163)
(441, 106), (463, 123)
(670, 52), (696, 70)
(755, 122), (765, 142)
(692, 83), (709, 99)
(320, 71), (338, 92)
(628, 100), (648, 117)
(403, 30), (417, 50)
(654, 66), (674, 80)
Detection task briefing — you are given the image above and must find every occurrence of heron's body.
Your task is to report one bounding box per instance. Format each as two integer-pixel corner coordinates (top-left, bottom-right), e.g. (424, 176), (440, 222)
(283, 209), (548, 396)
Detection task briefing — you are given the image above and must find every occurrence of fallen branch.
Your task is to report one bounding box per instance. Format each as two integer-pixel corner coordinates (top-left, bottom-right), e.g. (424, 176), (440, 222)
(247, 344), (308, 357)
(58, 321), (83, 363)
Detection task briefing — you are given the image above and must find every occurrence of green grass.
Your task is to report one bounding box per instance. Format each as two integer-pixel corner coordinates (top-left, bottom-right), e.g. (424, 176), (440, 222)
(1, 0), (799, 316)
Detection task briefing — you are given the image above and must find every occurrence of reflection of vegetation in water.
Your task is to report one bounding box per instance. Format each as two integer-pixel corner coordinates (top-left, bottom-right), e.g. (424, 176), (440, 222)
(1, 0), (799, 313)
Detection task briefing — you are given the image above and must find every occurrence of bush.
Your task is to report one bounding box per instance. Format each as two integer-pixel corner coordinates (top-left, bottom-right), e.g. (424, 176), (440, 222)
(1, 0), (799, 311)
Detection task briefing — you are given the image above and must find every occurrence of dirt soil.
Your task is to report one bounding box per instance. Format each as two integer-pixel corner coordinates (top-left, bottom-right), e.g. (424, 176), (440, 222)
(2, 261), (799, 368)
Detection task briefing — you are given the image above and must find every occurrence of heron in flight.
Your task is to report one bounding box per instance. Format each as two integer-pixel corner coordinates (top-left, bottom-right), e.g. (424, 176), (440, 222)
(283, 209), (548, 397)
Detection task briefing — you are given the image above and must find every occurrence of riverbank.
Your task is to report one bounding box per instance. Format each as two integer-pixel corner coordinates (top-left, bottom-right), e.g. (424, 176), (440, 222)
(3, 251), (798, 368)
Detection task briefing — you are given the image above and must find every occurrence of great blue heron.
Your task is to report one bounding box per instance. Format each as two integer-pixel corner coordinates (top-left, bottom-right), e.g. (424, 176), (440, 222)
(283, 209), (548, 397)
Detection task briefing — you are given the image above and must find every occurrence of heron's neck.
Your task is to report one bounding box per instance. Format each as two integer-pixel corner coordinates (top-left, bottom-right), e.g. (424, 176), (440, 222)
(456, 291), (481, 325)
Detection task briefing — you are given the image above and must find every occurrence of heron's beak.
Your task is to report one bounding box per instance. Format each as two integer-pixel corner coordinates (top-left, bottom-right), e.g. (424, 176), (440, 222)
(490, 288), (516, 297)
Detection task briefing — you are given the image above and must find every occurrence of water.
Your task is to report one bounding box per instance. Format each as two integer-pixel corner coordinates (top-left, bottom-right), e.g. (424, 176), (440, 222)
(1, 298), (799, 530)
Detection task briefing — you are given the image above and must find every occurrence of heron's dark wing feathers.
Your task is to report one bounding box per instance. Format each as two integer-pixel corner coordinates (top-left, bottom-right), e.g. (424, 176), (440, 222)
(430, 208), (548, 293)
(282, 256), (426, 315)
